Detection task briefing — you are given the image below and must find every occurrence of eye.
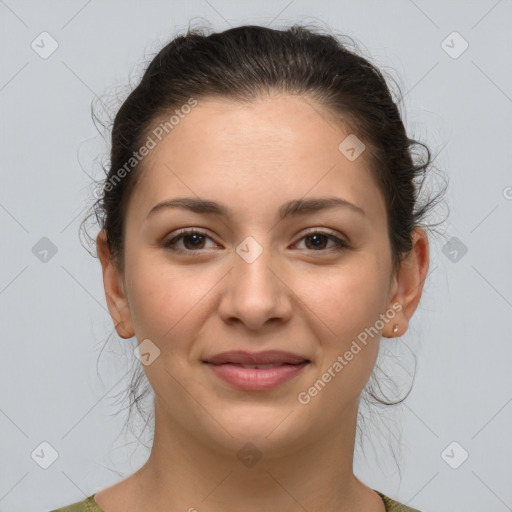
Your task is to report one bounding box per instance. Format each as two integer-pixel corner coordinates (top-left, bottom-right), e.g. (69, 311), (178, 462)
(163, 229), (217, 254)
(294, 230), (350, 252)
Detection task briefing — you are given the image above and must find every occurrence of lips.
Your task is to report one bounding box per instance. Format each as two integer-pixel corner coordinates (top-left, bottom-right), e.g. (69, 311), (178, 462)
(203, 350), (310, 366)
(203, 350), (311, 391)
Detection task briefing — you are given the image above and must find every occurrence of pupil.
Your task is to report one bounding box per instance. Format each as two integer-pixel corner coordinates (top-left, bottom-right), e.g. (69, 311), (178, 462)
(186, 234), (203, 248)
(307, 234), (326, 250)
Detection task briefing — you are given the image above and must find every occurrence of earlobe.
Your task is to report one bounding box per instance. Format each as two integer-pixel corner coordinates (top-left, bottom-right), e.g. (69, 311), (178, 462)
(96, 230), (135, 339)
(384, 228), (430, 339)
(382, 301), (406, 339)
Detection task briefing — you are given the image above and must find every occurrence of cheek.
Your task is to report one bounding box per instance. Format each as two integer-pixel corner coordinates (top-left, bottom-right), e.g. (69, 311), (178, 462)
(297, 258), (389, 345)
(295, 258), (389, 398)
(125, 254), (220, 345)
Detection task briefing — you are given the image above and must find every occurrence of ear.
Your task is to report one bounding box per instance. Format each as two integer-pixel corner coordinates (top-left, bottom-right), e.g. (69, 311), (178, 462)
(384, 227), (430, 338)
(96, 229), (134, 339)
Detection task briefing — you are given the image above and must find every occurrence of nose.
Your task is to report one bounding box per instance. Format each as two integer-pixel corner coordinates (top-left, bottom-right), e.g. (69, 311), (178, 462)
(217, 241), (293, 332)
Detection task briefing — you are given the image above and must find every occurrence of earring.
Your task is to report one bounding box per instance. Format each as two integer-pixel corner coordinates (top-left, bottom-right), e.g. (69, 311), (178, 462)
(392, 324), (399, 336)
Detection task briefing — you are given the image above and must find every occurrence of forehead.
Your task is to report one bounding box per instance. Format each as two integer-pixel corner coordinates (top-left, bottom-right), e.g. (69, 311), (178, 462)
(127, 94), (386, 226)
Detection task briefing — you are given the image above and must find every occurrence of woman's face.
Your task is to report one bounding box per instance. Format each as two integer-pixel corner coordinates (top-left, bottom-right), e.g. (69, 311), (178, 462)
(100, 94), (423, 457)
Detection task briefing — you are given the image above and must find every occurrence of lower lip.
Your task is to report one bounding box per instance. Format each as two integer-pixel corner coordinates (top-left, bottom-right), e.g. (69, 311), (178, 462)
(204, 362), (309, 391)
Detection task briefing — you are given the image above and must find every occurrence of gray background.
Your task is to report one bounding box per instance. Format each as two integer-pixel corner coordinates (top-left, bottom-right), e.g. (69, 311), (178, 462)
(1, 1), (511, 511)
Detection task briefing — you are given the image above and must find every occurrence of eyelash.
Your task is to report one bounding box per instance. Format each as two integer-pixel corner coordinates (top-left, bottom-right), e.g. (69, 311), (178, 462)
(162, 228), (350, 256)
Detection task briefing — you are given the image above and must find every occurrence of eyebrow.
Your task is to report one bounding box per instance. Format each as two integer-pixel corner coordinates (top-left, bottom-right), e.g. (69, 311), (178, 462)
(146, 196), (366, 221)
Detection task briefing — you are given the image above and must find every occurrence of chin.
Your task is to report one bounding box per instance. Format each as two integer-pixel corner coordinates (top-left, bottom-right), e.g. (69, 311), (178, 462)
(205, 405), (311, 456)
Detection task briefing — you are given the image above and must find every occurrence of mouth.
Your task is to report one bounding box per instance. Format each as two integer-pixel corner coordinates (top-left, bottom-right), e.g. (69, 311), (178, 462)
(202, 351), (311, 391)
(203, 350), (310, 366)
(215, 362), (304, 369)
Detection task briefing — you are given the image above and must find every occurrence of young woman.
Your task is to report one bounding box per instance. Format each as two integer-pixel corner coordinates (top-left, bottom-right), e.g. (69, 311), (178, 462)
(51, 24), (441, 512)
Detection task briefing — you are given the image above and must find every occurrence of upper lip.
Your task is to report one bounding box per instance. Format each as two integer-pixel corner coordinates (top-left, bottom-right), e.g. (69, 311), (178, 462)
(203, 350), (310, 365)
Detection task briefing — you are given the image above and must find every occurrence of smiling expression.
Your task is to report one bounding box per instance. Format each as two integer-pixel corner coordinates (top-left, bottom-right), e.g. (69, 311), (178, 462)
(101, 93), (407, 455)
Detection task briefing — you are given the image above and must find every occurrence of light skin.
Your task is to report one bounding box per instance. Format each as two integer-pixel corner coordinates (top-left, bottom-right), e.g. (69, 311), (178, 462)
(95, 93), (429, 512)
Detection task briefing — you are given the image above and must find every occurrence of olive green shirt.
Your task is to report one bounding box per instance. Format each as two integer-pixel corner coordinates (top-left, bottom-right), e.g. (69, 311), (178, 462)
(50, 490), (422, 511)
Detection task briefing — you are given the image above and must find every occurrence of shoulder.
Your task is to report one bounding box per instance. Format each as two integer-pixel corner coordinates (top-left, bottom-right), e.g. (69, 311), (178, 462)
(375, 490), (423, 512)
(49, 495), (104, 512)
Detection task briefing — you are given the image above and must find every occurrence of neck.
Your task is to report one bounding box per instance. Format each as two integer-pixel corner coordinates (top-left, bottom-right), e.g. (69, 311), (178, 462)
(116, 398), (381, 512)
